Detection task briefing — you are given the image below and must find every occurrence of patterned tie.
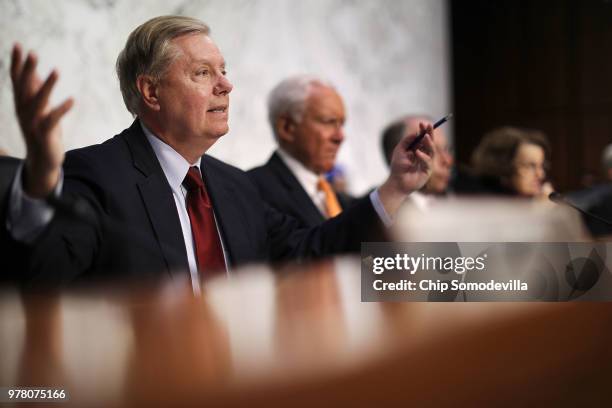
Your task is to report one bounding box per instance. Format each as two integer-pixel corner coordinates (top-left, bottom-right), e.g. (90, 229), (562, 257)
(317, 177), (342, 218)
(183, 166), (226, 276)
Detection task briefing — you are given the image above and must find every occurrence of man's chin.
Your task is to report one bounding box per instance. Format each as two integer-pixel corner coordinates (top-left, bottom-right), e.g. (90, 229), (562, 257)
(320, 163), (336, 174)
(209, 126), (230, 139)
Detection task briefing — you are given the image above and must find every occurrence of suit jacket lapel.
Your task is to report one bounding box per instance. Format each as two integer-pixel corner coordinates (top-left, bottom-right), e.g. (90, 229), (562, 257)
(268, 153), (325, 224)
(123, 120), (189, 276)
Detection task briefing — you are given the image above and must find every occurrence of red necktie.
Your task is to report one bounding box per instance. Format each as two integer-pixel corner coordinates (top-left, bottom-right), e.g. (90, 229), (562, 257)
(183, 166), (226, 276)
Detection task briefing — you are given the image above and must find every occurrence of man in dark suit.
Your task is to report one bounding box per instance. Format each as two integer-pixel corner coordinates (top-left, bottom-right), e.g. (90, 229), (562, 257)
(6, 16), (434, 287)
(1, 156), (25, 284)
(566, 143), (612, 237)
(249, 76), (354, 227)
(0, 156), (20, 214)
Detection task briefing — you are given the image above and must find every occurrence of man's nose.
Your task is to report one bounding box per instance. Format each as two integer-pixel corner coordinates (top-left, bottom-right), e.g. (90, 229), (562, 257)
(214, 75), (233, 96)
(331, 122), (345, 143)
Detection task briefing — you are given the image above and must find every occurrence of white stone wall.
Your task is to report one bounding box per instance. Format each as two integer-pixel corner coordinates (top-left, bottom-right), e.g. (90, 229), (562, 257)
(0, 0), (451, 194)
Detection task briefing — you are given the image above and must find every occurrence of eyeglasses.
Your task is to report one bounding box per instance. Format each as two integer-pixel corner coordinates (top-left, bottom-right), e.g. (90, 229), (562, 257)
(514, 161), (549, 173)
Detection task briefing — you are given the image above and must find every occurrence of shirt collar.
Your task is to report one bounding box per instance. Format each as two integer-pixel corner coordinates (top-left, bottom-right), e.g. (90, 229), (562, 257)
(140, 121), (201, 194)
(276, 148), (321, 196)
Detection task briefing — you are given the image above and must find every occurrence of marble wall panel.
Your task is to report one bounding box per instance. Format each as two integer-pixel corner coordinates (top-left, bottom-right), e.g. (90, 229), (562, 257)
(0, 0), (451, 193)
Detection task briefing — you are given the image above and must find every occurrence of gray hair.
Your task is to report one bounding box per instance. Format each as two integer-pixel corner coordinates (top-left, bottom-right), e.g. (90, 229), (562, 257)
(116, 15), (210, 116)
(602, 144), (612, 171)
(267, 75), (334, 140)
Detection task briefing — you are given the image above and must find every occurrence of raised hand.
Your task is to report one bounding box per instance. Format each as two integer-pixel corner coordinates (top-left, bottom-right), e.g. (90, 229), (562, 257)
(10, 43), (73, 198)
(378, 122), (435, 217)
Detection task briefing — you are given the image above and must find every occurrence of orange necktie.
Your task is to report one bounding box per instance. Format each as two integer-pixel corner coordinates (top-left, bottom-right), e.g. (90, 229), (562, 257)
(317, 177), (342, 218)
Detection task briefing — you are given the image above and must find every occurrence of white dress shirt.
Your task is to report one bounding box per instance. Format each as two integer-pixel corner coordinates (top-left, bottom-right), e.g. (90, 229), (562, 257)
(141, 123), (229, 287)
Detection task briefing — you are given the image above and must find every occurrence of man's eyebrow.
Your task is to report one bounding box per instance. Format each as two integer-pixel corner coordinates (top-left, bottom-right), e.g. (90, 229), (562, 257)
(190, 59), (226, 68)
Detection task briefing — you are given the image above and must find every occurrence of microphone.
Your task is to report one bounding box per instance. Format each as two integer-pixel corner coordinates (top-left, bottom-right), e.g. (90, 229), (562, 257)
(565, 249), (605, 300)
(548, 191), (612, 226)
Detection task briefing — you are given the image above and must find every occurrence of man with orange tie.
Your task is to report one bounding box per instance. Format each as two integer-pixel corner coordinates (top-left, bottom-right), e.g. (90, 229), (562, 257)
(249, 76), (354, 227)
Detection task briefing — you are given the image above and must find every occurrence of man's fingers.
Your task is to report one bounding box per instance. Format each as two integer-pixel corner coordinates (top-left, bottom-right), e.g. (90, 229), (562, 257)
(415, 149), (433, 173)
(41, 97), (74, 133)
(417, 132), (435, 157)
(415, 146), (433, 163)
(419, 123), (434, 137)
(32, 70), (59, 117)
(423, 131), (434, 149)
(415, 134), (434, 168)
(10, 43), (23, 89)
(18, 52), (39, 102)
(402, 122), (435, 152)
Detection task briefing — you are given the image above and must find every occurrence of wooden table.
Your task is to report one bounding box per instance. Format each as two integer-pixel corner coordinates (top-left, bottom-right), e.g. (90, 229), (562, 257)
(1, 256), (611, 407)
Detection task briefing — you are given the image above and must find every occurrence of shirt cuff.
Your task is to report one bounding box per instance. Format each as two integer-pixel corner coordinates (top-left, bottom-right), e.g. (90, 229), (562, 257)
(369, 189), (393, 228)
(6, 163), (63, 243)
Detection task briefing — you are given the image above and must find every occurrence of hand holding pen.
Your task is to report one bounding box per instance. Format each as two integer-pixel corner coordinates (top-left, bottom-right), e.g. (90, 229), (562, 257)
(406, 113), (453, 151)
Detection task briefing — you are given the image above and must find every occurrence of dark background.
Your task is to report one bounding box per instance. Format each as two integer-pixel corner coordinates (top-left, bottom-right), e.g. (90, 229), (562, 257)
(451, 0), (612, 191)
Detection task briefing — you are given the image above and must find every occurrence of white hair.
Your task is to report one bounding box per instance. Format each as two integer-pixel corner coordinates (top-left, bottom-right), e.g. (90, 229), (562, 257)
(267, 75), (334, 140)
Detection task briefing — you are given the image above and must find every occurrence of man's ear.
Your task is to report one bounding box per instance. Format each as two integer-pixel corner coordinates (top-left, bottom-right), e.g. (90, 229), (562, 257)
(136, 75), (160, 111)
(276, 115), (296, 143)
